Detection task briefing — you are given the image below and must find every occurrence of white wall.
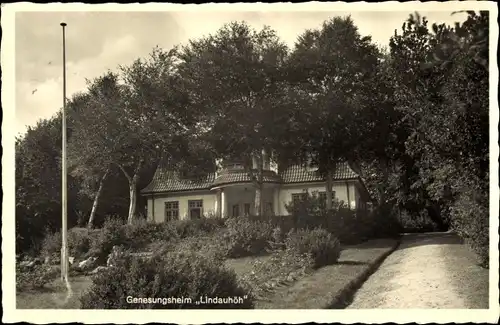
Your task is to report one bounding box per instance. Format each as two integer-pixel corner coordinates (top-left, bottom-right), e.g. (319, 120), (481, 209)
(222, 185), (275, 216)
(146, 191), (217, 223)
(145, 180), (367, 220)
(277, 181), (358, 215)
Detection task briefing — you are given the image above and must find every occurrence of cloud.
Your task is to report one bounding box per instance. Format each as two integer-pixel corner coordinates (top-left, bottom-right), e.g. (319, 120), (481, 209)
(16, 34), (141, 133)
(15, 10), (469, 135)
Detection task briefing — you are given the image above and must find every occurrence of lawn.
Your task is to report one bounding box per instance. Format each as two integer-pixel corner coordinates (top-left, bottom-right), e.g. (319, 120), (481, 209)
(255, 239), (399, 309)
(16, 275), (93, 309)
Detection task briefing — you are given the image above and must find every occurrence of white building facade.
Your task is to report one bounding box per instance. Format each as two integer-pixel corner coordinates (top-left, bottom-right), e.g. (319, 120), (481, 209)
(141, 155), (372, 222)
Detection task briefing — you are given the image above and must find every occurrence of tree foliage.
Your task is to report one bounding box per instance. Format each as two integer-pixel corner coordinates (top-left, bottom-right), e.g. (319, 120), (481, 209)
(287, 16), (381, 209)
(176, 21), (291, 215)
(16, 12), (490, 267)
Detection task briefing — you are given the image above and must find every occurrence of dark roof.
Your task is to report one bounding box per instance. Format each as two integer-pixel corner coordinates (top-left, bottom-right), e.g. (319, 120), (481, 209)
(280, 162), (359, 184)
(212, 169), (281, 187)
(141, 161), (360, 194)
(141, 170), (215, 193)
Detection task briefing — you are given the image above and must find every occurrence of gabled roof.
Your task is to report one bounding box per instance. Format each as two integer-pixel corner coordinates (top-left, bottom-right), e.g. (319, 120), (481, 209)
(280, 162), (359, 184)
(212, 169), (281, 187)
(141, 170), (215, 193)
(141, 161), (360, 194)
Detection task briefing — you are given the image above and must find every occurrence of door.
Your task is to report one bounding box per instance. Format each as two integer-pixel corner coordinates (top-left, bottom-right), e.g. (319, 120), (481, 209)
(188, 200), (203, 219)
(232, 204), (240, 217)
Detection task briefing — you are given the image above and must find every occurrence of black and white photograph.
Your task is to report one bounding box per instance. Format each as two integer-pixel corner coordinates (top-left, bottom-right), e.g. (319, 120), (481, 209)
(1, 1), (498, 324)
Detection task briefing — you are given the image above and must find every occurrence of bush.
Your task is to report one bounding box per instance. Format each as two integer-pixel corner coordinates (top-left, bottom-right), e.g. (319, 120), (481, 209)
(16, 264), (60, 291)
(155, 221), (180, 242)
(224, 218), (274, 258)
(281, 191), (376, 244)
(171, 231), (229, 263)
(40, 229), (61, 258)
(88, 217), (127, 263)
(284, 228), (341, 268)
(80, 250), (253, 309)
(123, 219), (165, 250)
(368, 204), (402, 239)
(67, 228), (91, 257)
(41, 227), (93, 260)
(172, 216), (225, 239)
(450, 191), (489, 268)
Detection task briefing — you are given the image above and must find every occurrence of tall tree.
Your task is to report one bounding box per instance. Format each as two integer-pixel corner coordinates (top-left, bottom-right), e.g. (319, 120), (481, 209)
(16, 115), (84, 254)
(176, 22), (290, 216)
(70, 47), (198, 224)
(287, 16), (381, 209)
(385, 11), (489, 246)
(67, 92), (113, 228)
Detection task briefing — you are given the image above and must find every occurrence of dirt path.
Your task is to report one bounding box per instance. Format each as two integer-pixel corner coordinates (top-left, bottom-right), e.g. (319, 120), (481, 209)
(347, 232), (489, 309)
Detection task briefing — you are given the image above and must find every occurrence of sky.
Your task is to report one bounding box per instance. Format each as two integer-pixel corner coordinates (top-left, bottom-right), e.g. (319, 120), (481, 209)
(14, 8), (469, 135)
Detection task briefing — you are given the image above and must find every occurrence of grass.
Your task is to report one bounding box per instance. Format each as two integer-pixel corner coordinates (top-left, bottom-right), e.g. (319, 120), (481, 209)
(255, 239), (399, 309)
(16, 275), (93, 309)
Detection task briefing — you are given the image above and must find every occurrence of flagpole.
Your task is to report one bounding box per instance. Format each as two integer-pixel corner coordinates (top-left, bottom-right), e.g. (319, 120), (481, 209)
(60, 22), (68, 282)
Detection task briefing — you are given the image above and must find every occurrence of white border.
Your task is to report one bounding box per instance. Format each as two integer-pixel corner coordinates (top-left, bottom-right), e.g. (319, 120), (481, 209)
(2, 2), (499, 324)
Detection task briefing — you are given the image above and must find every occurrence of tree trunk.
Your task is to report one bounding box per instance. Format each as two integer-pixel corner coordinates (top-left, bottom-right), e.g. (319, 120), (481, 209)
(128, 180), (137, 225)
(326, 169), (333, 210)
(115, 157), (143, 225)
(254, 153), (264, 217)
(325, 161), (337, 210)
(379, 159), (390, 207)
(87, 168), (110, 229)
(254, 186), (261, 217)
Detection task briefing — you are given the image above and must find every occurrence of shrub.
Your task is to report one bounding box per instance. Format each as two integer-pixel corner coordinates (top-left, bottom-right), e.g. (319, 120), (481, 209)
(41, 227), (93, 260)
(368, 204), (402, 239)
(285, 228), (341, 268)
(281, 192), (375, 244)
(123, 219), (165, 250)
(88, 217), (127, 263)
(156, 221), (181, 242)
(450, 191), (489, 268)
(80, 250), (253, 309)
(284, 190), (329, 219)
(172, 216), (225, 239)
(16, 264), (60, 291)
(171, 230), (229, 263)
(67, 228), (91, 257)
(224, 218), (273, 258)
(40, 229), (61, 258)
(268, 226), (286, 251)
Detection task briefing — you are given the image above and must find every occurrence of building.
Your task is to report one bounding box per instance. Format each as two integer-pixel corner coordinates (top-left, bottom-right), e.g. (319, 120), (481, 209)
(141, 153), (372, 222)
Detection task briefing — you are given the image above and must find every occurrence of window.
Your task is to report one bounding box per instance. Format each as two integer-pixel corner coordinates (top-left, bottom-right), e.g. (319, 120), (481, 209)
(165, 201), (179, 222)
(232, 204), (240, 217)
(318, 191), (336, 207)
(188, 200), (203, 219)
(244, 203), (251, 216)
(265, 202), (273, 216)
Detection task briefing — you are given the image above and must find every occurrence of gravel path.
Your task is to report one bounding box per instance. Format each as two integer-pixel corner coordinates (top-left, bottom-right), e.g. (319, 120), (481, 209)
(347, 232), (489, 309)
